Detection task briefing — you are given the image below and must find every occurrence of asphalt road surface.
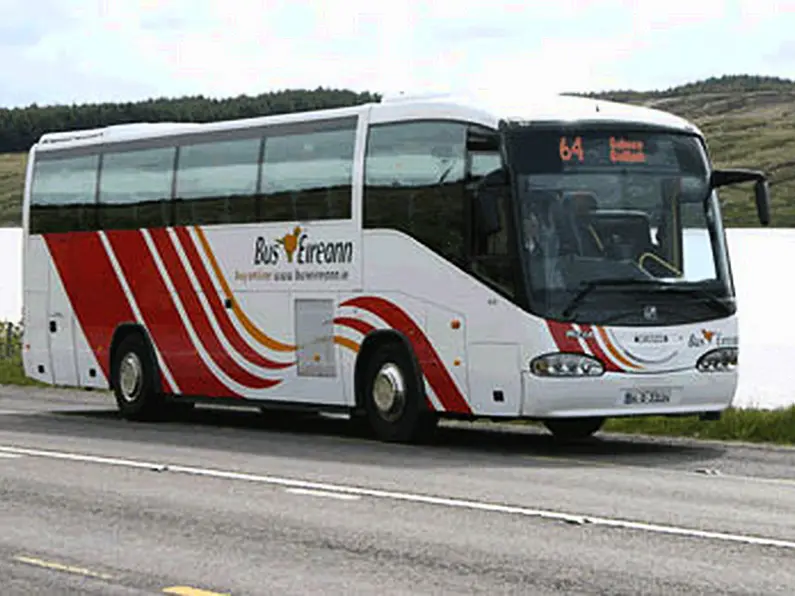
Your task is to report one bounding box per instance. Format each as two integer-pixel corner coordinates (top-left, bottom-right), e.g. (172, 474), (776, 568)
(1, 385), (795, 595)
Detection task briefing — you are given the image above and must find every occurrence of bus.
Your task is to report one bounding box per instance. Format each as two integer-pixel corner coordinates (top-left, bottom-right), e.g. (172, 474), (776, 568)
(20, 91), (771, 443)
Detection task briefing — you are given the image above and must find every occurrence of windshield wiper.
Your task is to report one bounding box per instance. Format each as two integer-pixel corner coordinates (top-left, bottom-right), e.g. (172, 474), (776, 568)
(561, 278), (659, 320)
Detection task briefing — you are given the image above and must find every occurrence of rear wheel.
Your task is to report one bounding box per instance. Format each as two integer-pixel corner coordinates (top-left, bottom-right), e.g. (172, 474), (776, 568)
(361, 342), (438, 443)
(112, 333), (164, 421)
(543, 417), (605, 441)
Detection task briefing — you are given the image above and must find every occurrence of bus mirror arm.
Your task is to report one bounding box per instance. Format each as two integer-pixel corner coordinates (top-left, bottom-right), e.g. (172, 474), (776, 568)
(710, 168), (771, 226)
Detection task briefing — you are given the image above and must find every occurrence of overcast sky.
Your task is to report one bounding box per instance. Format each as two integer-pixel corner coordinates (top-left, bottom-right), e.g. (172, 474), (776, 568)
(1, 0), (794, 108)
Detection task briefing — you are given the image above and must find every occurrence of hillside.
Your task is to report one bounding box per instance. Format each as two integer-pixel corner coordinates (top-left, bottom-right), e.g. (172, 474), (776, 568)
(579, 75), (795, 228)
(1, 75), (794, 227)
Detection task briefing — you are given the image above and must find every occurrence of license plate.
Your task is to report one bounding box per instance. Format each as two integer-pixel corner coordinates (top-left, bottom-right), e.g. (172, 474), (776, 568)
(622, 387), (672, 406)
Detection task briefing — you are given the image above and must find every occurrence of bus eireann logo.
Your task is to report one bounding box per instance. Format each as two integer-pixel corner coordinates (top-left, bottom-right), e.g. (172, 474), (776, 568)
(276, 226), (302, 263)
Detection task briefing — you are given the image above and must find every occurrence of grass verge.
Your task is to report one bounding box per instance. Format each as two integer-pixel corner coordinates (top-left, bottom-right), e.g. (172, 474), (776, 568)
(603, 408), (795, 446)
(0, 320), (47, 387)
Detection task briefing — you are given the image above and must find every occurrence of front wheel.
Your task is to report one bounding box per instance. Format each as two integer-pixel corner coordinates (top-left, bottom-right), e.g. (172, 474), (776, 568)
(543, 417), (605, 441)
(361, 342), (438, 443)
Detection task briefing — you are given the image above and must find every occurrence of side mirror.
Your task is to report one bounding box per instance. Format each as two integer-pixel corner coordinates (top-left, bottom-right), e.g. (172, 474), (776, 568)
(754, 179), (771, 227)
(710, 168), (771, 226)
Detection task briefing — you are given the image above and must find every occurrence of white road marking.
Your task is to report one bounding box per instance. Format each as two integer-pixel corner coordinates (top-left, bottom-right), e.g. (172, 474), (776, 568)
(1, 443), (795, 551)
(0, 452), (21, 459)
(286, 487), (361, 501)
(13, 555), (114, 580)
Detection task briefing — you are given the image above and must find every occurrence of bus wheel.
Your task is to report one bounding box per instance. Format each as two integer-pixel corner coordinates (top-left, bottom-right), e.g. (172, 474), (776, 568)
(543, 417), (605, 441)
(362, 342), (437, 443)
(112, 333), (163, 421)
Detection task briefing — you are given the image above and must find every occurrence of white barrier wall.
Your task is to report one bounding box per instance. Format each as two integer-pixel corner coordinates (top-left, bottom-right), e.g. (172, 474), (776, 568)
(0, 227), (791, 409)
(0, 228), (21, 325)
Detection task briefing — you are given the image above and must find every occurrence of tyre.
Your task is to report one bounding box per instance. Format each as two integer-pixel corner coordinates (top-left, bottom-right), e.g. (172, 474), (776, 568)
(112, 332), (164, 421)
(361, 342), (438, 443)
(543, 417), (605, 441)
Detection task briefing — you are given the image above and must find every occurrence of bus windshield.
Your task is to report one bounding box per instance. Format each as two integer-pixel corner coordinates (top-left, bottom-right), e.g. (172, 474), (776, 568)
(504, 127), (734, 325)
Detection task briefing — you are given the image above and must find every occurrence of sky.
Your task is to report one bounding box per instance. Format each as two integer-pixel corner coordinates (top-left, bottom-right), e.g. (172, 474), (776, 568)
(1, 0), (794, 109)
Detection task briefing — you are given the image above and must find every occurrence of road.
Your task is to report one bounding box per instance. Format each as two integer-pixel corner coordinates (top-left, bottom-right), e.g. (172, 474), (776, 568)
(1, 385), (795, 595)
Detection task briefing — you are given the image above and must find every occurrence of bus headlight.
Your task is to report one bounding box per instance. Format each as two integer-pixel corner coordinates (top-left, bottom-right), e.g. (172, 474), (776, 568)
(696, 347), (738, 373)
(530, 353), (605, 377)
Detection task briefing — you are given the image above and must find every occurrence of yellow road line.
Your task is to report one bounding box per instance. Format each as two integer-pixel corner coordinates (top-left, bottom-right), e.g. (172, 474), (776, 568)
(163, 587), (231, 596)
(13, 555), (114, 580)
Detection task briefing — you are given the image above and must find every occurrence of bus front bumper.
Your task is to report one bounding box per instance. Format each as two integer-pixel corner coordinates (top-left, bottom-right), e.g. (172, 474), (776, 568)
(520, 368), (738, 419)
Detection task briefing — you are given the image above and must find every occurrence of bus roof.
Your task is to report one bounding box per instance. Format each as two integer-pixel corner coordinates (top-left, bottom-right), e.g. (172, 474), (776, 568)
(33, 91), (702, 153)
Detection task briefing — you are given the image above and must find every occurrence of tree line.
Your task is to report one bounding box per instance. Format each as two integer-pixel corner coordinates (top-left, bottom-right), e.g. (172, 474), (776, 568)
(2, 75), (793, 154)
(571, 74), (795, 103)
(0, 88), (381, 154)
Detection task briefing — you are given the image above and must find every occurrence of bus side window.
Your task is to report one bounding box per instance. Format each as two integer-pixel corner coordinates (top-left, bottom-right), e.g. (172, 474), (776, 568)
(363, 121), (467, 265)
(29, 155), (99, 234)
(98, 147), (174, 231)
(174, 136), (261, 226)
(261, 123), (356, 222)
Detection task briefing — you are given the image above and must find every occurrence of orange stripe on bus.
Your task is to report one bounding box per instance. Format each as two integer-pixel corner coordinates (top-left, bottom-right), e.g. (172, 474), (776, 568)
(192, 226), (296, 353)
(334, 336), (360, 353)
(596, 327), (642, 370)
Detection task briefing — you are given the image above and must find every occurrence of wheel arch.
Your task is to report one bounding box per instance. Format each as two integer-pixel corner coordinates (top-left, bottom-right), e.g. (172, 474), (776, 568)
(353, 329), (426, 413)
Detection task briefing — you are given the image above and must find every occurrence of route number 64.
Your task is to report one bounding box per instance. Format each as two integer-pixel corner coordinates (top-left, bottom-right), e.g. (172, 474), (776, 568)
(559, 136), (584, 162)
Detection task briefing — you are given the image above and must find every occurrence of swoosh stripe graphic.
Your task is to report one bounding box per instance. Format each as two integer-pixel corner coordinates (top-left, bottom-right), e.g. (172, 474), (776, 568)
(546, 321), (582, 353)
(332, 317), (376, 355)
(579, 325), (622, 372)
(192, 225), (296, 353)
(333, 316), (376, 336)
(341, 296), (472, 415)
(172, 227), (294, 370)
(149, 228), (281, 390)
(98, 231), (179, 394)
(44, 233), (135, 382)
(105, 230), (235, 397)
(143, 229), (285, 396)
(595, 327), (642, 370)
(333, 336), (360, 353)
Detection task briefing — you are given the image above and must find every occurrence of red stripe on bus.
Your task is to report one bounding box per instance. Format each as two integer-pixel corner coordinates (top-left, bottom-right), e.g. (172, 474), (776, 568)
(172, 226), (294, 371)
(104, 230), (236, 398)
(333, 316), (376, 336)
(341, 296), (472, 415)
(45, 233), (136, 381)
(579, 325), (622, 372)
(545, 321), (582, 353)
(149, 228), (281, 390)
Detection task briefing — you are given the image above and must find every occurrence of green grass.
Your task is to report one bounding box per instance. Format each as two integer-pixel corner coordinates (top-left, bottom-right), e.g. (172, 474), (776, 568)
(0, 153), (25, 228)
(0, 321), (46, 387)
(604, 407), (795, 446)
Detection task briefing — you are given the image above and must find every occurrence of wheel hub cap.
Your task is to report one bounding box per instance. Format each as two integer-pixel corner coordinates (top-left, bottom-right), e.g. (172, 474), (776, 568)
(372, 363), (406, 421)
(119, 353), (143, 402)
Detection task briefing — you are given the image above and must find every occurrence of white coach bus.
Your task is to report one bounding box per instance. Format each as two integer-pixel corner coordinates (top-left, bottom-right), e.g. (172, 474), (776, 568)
(20, 91), (771, 442)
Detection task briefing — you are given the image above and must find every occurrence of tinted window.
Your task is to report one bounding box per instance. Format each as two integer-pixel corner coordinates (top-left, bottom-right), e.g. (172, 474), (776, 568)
(260, 126), (355, 221)
(364, 121), (467, 264)
(29, 154), (98, 234)
(175, 136), (262, 226)
(98, 147), (175, 230)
